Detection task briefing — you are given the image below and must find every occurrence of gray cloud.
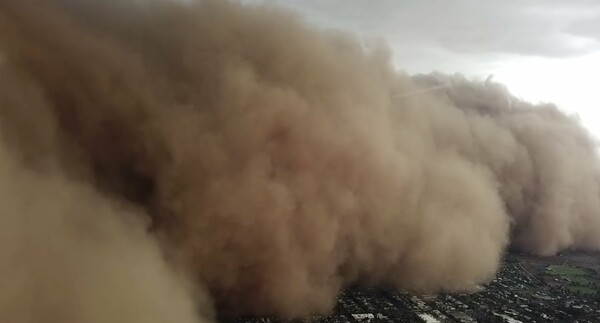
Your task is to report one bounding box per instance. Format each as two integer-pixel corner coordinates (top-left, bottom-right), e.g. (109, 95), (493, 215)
(247, 0), (600, 60)
(567, 15), (600, 42)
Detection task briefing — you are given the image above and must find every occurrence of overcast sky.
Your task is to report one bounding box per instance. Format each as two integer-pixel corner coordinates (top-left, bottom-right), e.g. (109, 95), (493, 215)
(244, 0), (600, 140)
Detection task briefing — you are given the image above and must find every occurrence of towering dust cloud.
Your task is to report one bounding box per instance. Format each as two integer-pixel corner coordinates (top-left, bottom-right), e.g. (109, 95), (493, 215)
(0, 0), (599, 320)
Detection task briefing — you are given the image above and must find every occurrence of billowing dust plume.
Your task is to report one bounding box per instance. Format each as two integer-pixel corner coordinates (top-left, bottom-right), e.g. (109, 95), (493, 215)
(0, 55), (210, 323)
(0, 0), (599, 320)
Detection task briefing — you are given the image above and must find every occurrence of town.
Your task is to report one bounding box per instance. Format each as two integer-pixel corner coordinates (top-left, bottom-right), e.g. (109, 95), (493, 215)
(223, 252), (600, 322)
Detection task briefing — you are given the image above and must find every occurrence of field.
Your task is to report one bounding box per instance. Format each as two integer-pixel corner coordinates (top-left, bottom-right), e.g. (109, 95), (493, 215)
(548, 265), (587, 276)
(546, 264), (598, 295)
